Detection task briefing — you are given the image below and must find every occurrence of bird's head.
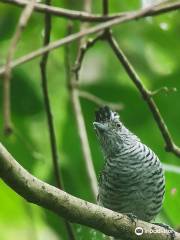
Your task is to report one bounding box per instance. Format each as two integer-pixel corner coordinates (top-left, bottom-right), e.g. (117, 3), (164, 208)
(94, 106), (122, 135)
(93, 106), (125, 154)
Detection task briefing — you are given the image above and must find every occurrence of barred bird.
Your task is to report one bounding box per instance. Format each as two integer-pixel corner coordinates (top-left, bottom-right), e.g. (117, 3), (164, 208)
(93, 106), (165, 238)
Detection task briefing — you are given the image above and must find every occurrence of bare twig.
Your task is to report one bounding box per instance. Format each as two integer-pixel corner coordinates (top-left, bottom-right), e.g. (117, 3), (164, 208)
(163, 163), (180, 175)
(78, 90), (124, 111)
(3, 0), (36, 135)
(71, 0), (98, 199)
(150, 86), (177, 96)
(0, 0), (125, 22)
(72, 0), (94, 80)
(1, 0), (180, 22)
(106, 33), (180, 157)
(64, 1), (98, 199)
(73, 0), (122, 113)
(40, 0), (62, 190)
(0, 143), (180, 240)
(39, 1), (76, 239)
(0, 1), (180, 76)
(83, 0), (92, 13)
(102, 0), (109, 15)
(102, 0), (110, 44)
(101, 0), (180, 159)
(72, 32), (104, 80)
(70, 88), (98, 199)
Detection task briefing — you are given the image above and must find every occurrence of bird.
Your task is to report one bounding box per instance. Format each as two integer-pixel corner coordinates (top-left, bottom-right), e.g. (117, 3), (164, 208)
(93, 106), (165, 239)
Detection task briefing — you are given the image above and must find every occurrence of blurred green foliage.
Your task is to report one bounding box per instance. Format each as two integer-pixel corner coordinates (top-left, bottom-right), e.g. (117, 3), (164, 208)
(0, 0), (180, 239)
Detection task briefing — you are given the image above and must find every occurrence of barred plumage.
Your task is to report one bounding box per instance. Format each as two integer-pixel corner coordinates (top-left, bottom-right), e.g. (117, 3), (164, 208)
(94, 106), (165, 225)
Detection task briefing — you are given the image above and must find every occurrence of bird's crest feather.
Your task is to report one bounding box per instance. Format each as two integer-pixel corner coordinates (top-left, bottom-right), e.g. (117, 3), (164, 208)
(95, 106), (119, 123)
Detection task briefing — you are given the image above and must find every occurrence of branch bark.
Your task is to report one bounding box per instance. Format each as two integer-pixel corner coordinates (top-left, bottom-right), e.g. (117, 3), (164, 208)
(0, 143), (179, 240)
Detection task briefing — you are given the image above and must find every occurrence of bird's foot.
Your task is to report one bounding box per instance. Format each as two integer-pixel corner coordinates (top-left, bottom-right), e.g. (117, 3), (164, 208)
(125, 213), (138, 225)
(153, 223), (175, 240)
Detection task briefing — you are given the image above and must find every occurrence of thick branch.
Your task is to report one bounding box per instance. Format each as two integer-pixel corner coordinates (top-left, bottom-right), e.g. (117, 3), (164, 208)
(0, 1), (180, 76)
(0, 143), (179, 240)
(1, 0), (180, 22)
(107, 34), (180, 157)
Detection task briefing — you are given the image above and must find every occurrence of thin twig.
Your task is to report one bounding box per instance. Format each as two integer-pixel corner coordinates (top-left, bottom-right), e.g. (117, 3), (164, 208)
(163, 163), (180, 175)
(0, 1), (180, 76)
(150, 86), (177, 97)
(40, 0), (62, 190)
(83, 0), (92, 13)
(72, 32), (104, 80)
(102, 0), (110, 44)
(107, 33), (180, 157)
(1, 0), (180, 22)
(0, 143), (180, 240)
(39, 1), (76, 239)
(72, 0), (94, 80)
(102, 1), (180, 158)
(74, 0), (122, 113)
(64, 5), (98, 199)
(71, 0), (98, 200)
(70, 88), (98, 199)
(3, 0), (36, 135)
(78, 90), (124, 111)
(0, 0), (125, 22)
(102, 0), (109, 15)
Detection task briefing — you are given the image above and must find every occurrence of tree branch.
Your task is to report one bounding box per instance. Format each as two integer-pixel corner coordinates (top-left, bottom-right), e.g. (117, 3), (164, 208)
(39, 0), (62, 191)
(64, 3), (98, 199)
(1, 0), (180, 22)
(102, 0), (109, 16)
(2, 0), (36, 135)
(150, 86), (177, 97)
(106, 33), (180, 157)
(72, 32), (104, 81)
(0, 0), (124, 22)
(78, 90), (124, 111)
(0, 1), (180, 76)
(39, 1), (76, 238)
(70, 88), (98, 199)
(0, 143), (179, 240)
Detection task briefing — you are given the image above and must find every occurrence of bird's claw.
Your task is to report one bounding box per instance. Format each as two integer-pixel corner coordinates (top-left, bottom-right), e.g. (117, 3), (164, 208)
(126, 213), (138, 225)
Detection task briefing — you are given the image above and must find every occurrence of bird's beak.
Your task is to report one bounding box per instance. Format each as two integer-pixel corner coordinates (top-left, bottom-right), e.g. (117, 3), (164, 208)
(93, 122), (106, 132)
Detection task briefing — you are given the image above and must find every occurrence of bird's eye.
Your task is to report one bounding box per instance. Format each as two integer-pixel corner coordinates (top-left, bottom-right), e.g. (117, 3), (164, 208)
(116, 123), (121, 128)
